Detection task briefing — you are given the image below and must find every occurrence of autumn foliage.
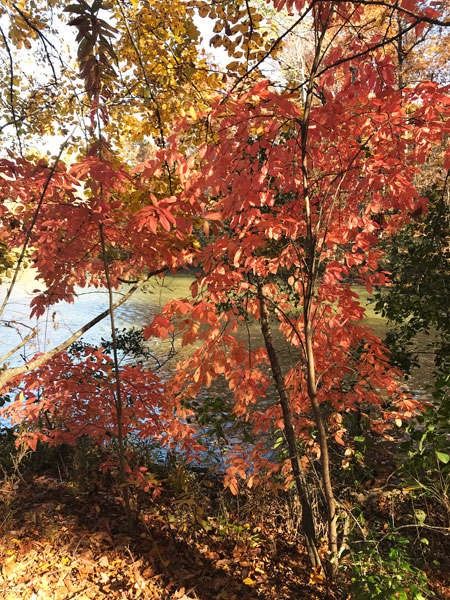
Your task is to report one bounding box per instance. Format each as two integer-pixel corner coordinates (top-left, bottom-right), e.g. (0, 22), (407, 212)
(1, 0), (450, 586)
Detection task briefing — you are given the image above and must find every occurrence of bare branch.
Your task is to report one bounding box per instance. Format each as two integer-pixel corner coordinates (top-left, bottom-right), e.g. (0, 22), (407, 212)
(0, 329), (37, 365)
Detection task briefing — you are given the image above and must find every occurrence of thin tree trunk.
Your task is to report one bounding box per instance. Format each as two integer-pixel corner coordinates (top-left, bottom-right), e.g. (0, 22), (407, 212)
(304, 321), (338, 575)
(99, 223), (134, 532)
(301, 152), (339, 574)
(299, 6), (339, 572)
(257, 281), (322, 570)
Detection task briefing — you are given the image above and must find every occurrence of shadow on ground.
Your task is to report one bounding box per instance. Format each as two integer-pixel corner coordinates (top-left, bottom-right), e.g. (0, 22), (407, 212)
(0, 474), (328, 600)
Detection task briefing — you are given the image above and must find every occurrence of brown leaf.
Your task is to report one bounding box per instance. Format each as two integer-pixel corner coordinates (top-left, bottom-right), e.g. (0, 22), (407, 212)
(98, 555), (109, 568)
(142, 566), (154, 578)
(215, 558), (231, 570)
(2, 556), (18, 579)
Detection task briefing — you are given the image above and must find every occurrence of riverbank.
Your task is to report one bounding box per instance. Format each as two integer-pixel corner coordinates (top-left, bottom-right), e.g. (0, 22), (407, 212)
(1, 430), (449, 600)
(0, 438), (329, 600)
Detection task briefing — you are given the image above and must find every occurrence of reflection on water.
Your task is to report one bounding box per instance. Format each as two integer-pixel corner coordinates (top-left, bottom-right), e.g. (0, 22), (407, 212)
(0, 271), (435, 432)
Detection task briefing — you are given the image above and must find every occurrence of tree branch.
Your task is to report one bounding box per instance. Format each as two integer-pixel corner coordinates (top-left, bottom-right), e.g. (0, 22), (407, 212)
(0, 267), (167, 390)
(0, 25), (23, 156)
(230, 2), (315, 93)
(11, 2), (61, 83)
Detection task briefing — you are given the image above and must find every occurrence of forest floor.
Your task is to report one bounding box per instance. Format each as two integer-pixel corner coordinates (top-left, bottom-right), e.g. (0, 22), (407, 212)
(0, 471), (330, 600)
(0, 444), (449, 599)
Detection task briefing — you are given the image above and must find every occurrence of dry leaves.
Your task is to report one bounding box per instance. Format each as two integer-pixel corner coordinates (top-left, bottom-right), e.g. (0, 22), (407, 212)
(0, 474), (331, 600)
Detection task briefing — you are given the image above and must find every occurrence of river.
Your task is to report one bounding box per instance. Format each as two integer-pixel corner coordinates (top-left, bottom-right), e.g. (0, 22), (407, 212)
(0, 269), (434, 436)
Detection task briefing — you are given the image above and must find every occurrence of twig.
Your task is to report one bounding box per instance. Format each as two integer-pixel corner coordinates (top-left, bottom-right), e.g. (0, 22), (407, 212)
(0, 127), (77, 321)
(230, 3), (315, 93)
(11, 2), (61, 83)
(0, 25), (23, 156)
(0, 329), (37, 364)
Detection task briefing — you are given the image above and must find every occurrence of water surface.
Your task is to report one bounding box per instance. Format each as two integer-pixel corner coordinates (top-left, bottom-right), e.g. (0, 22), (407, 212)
(0, 271), (434, 432)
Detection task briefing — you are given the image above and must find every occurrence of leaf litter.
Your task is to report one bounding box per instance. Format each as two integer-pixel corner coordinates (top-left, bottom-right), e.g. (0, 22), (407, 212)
(0, 474), (330, 600)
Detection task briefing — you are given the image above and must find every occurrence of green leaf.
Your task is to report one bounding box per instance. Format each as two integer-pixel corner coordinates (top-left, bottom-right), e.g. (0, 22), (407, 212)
(397, 537), (410, 545)
(415, 509), (426, 524)
(436, 451), (450, 464)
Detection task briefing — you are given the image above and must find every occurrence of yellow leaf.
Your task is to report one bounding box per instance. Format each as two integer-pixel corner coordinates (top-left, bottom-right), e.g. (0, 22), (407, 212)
(243, 577), (256, 586)
(189, 106), (197, 120)
(309, 568), (325, 584)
